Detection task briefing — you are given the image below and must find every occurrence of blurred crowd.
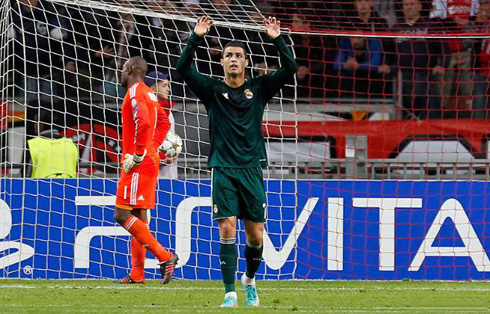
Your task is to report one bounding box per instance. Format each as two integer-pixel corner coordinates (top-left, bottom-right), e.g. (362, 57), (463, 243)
(6, 0), (490, 120)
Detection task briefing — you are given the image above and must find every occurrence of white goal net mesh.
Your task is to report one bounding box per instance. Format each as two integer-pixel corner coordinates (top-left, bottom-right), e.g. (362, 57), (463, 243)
(0, 0), (303, 280)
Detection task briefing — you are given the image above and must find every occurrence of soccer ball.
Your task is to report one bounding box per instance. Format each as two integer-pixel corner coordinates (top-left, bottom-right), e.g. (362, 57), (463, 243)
(160, 130), (183, 157)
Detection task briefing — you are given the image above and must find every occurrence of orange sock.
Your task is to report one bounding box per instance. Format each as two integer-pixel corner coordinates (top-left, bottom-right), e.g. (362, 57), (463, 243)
(129, 237), (146, 282)
(123, 216), (172, 263)
(130, 224), (149, 281)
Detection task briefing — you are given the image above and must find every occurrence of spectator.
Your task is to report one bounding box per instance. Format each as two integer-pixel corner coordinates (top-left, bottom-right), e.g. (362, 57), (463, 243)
(290, 13), (327, 99)
(144, 71), (179, 179)
(145, 0), (186, 65)
(342, 0), (395, 98)
(84, 0), (154, 99)
(394, 0), (446, 119)
(26, 110), (78, 178)
(348, 0), (395, 68)
(430, 0), (480, 20)
(56, 5), (97, 99)
(253, 0), (275, 17)
(473, 0), (490, 119)
(375, 0), (397, 27)
(9, 0), (76, 101)
(63, 6), (115, 97)
(349, 0), (389, 30)
(270, 0), (331, 28)
(431, 1), (478, 114)
(145, 0), (188, 97)
(334, 36), (384, 98)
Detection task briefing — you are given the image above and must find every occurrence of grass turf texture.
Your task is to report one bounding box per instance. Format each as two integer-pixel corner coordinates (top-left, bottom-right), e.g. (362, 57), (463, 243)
(0, 280), (489, 313)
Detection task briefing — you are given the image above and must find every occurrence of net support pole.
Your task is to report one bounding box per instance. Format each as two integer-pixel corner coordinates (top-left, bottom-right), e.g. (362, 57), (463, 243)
(345, 135), (368, 179)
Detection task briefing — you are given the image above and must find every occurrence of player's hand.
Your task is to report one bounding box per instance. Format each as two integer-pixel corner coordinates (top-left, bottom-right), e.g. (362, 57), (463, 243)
(345, 58), (359, 70)
(194, 16), (213, 37)
(65, 62), (76, 72)
(123, 150), (146, 173)
(264, 16), (281, 39)
(432, 65), (445, 76)
(378, 64), (391, 74)
(95, 45), (114, 59)
(297, 65), (308, 80)
(164, 153), (179, 165)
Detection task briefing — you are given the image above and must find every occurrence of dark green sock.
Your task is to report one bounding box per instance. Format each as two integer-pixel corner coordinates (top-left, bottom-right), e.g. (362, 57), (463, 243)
(220, 239), (237, 293)
(245, 242), (263, 279)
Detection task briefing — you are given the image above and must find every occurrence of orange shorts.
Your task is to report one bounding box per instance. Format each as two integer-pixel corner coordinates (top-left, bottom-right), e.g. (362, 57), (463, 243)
(115, 171), (158, 210)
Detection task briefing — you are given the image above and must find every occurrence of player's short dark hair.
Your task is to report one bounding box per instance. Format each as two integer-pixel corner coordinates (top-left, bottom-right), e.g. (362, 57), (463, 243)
(222, 41), (248, 59)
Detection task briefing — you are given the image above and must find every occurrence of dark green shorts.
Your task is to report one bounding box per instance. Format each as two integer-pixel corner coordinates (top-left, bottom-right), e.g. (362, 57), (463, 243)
(211, 167), (266, 223)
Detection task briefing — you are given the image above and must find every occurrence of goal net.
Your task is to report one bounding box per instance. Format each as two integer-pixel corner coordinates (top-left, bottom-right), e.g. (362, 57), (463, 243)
(0, 0), (302, 280)
(2, 0), (490, 281)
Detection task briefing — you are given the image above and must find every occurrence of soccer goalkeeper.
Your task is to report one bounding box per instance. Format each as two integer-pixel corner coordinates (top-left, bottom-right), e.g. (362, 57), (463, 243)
(114, 56), (178, 284)
(176, 16), (297, 307)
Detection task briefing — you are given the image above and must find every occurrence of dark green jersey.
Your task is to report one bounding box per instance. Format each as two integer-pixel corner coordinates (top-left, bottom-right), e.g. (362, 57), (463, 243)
(177, 33), (297, 168)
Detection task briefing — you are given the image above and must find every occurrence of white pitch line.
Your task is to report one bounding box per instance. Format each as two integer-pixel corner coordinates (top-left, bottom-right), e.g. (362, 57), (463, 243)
(3, 284), (490, 293)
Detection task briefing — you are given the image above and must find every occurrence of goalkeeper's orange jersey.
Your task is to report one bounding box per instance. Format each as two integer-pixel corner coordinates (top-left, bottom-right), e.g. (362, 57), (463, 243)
(121, 82), (170, 176)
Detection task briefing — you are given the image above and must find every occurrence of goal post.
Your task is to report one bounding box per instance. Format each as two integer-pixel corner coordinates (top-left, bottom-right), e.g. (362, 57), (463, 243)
(2, 0), (490, 281)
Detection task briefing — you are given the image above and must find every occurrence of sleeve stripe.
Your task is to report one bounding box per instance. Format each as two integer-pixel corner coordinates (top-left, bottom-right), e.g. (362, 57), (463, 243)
(129, 83), (139, 99)
(153, 107), (157, 137)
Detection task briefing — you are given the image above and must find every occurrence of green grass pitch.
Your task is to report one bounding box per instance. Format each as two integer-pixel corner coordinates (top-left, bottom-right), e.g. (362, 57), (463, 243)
(1, 279), (490, 313)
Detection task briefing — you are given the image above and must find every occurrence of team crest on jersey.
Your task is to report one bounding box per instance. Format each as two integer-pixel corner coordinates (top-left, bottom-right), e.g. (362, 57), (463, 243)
(244, 89), (253, 99)
(213, 204), (219, 213)
(148, 92), (158, 102)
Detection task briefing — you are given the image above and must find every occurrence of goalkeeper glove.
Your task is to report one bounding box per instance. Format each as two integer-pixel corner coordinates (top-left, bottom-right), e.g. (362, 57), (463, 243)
(123, 150), (146, 173)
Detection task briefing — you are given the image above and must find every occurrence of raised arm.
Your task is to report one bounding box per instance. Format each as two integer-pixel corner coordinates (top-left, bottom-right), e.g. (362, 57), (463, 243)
(261, 17), (298, 102)
(176, 16), (216, 103)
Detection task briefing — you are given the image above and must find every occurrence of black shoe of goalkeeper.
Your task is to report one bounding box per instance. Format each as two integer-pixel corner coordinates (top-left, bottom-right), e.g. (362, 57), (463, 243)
(160, 253), (179, 284)
(114, 274), (145, 284)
